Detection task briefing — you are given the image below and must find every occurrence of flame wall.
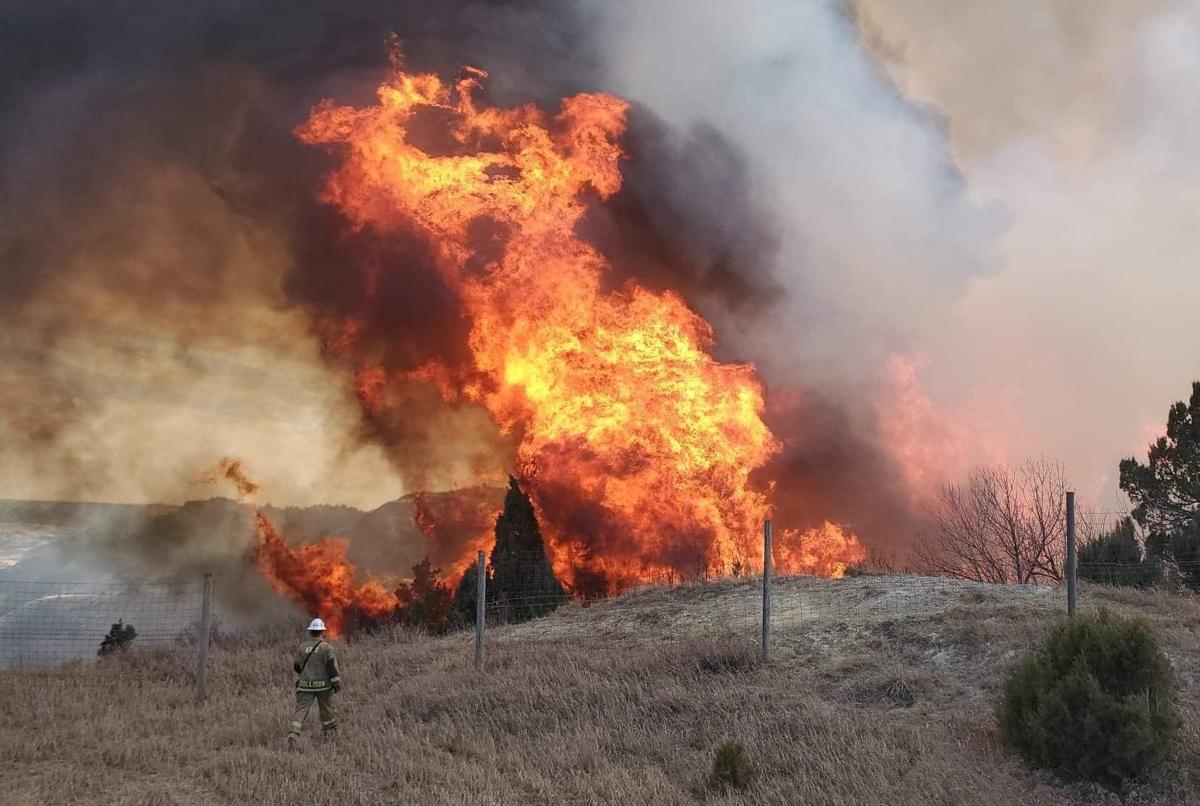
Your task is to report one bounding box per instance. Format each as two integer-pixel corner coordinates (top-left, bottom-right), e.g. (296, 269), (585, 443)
(294, 66), (792, 591)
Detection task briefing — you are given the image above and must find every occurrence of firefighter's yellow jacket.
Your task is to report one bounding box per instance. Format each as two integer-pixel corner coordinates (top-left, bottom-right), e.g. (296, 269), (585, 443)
(293, 638), (341, 693)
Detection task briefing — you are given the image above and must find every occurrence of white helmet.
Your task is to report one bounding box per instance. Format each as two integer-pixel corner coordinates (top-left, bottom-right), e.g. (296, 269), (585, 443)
(307, 618), (326, 632)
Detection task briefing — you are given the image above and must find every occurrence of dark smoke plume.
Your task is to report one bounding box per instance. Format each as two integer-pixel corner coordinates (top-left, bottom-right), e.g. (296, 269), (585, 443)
(1, 0), (928, 593)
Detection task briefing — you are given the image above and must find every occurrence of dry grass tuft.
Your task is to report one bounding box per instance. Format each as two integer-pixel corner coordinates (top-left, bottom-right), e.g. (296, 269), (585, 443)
(708, 740), (756, 792)
(681, 637), (761, 676)
(855, 663), (924, 708)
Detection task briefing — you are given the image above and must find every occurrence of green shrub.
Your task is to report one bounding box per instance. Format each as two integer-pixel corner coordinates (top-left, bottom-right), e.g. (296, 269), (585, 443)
(998, 611), (1178, 789)
(1146, 519), (1200, 591)
(1078, 517), (1160, 588)
(708, 740), (756, 791)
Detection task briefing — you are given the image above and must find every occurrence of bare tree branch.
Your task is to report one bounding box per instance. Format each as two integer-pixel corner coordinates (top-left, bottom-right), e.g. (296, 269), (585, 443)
(916, 459), (1068, 584)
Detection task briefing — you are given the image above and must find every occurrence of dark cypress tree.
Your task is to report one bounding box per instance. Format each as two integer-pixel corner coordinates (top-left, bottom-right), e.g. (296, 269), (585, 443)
(1078, 517), (1159, 588)
(1120, 381), (1200, 533)
(489, 476), (568, 623)
(451, 476), (568, 625)
(1146, 518), (1200, 592)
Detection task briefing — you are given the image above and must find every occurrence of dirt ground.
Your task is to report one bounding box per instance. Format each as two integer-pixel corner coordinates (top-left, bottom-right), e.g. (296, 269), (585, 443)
(4, 575), (1198, 805)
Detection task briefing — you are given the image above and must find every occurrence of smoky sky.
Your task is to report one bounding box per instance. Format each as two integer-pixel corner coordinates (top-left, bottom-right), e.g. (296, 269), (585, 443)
(0, 0), (593, 306)
(0, 0), (596, 500)
(0, 0), (931, 548)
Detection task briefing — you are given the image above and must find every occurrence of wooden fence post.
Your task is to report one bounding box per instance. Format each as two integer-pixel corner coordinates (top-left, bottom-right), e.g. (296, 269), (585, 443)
(762, 519), (772, 662)
(475, 551), (486, 672)
(195, 572), (213, 703)
(1066, 491), (1077, 617)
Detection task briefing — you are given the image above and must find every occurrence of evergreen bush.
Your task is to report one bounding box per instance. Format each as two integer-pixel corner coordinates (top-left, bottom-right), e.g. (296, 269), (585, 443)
(1078, 518), (1159, 588)
(1146, 519), (1200, 591)
(452, 476), (568, 625)
(998, 611), (1178, 789)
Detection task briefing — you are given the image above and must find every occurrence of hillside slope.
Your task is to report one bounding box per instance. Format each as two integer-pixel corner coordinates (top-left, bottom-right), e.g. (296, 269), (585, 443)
(4, 576), (1198, 805)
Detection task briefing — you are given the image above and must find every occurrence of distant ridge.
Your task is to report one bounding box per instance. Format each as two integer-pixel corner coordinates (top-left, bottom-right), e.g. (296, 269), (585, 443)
(0, 486), (506, 585)
(0, 499), (177, 524)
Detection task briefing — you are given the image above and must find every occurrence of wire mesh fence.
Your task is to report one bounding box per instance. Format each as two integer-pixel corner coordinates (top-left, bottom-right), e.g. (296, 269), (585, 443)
(486, 574), (1057, 632)
(475, 548), (1198, 668)
(1078, 559), (1200, 589)
(0, 579), (206, 668)
(473, 548), (1040, 660)
(3, 536), (1194, 679)
(482, 594), (758, 655)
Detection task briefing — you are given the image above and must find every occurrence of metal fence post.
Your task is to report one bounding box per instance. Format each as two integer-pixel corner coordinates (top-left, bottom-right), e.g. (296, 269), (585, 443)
(474, 551), (486, 672)
(195, 572), (214, 703)
(1066, 492), (1077, 617)
(762, 519), (772, 662)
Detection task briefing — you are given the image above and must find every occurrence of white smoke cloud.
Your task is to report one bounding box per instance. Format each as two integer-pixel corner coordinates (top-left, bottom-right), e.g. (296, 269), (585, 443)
(859, 0), (1200, 501)
(854, 0), (1170, 160)
(585, 0), (1200, 505)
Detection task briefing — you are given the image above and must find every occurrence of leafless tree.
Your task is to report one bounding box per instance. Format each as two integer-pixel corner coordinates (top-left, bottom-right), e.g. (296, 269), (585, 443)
(916, 460), (1068, 584)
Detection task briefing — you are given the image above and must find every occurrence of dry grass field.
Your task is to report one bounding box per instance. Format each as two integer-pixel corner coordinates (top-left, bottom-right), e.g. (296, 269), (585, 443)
(4, 575), (1198, 806)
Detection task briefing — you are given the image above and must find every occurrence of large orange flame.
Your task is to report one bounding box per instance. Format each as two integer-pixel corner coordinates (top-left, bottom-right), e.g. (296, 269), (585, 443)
(297, 60), (866, 592)
(251, 512), (396, 636)
(776, 523), (868, 579)
(199, 459), (398, 635)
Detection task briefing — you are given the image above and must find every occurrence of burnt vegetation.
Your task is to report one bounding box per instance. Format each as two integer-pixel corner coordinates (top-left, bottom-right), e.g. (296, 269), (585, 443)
(392, 559), (455, 633)
(97, 620), (137, 657)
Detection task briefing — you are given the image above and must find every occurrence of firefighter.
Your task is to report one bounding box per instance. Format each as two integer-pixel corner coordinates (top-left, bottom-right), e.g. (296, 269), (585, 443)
(287, 617), (342, 747)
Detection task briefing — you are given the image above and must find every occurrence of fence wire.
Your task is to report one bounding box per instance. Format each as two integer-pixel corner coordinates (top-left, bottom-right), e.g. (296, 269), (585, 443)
(484, 589), (762, 645)
(0, 579), (204, 668)
(3, 551), (1194, 675)
(1078, 559), (1200, 588)
(479, 555), (1199, 654)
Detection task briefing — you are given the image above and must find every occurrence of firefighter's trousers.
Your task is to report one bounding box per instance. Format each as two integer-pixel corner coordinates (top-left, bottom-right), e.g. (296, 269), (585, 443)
(290, 690), (337, 736)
